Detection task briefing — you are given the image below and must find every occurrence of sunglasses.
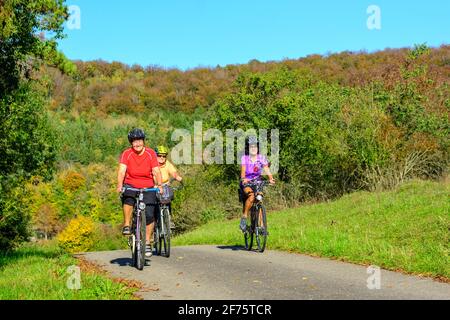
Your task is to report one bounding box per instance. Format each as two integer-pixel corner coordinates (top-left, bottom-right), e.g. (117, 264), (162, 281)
(158, 155), (167, 158)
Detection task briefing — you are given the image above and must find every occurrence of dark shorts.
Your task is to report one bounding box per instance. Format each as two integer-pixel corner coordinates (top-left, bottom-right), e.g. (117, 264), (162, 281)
(121, 185), (157, 225)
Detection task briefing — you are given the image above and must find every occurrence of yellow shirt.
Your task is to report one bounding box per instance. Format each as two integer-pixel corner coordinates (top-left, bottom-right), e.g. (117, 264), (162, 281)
(159, 160), (177, 184)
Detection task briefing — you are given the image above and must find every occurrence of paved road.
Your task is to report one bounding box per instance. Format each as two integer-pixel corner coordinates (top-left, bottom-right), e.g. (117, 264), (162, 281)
(79, 245), (450, 300)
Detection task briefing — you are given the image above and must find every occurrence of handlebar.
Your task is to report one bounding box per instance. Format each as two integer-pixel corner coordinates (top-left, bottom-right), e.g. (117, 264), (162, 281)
(166, 177), (184, 191)
(121, 187), (160, 194)
(243, 179), (272, 187)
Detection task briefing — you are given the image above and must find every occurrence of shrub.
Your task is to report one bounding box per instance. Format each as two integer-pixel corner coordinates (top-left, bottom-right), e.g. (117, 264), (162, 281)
(62, 171), (86, 192)
(91, 223), (127, 251)
(0, 186), (31, 252)
(57, 216), (95, 253)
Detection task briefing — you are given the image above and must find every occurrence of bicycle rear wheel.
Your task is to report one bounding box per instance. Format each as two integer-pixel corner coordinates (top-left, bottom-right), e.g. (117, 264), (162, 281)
(255, 204), (267, 253)
(135, 211), (146, 270)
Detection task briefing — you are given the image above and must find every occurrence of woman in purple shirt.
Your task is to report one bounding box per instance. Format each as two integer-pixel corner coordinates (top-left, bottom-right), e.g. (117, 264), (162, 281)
(239, 136), (275, 232)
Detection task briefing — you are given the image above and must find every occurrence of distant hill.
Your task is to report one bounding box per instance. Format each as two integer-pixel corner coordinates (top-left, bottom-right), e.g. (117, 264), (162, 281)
(42, 44), (450, 115)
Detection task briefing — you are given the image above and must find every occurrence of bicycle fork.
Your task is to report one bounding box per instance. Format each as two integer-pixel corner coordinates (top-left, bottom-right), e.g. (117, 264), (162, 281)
(159, 206), (166, 237)
(135, 194), (146, 251)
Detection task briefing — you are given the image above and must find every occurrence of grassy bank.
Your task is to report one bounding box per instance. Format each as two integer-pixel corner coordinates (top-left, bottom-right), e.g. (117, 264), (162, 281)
(173, 179), (450, 280)
(0, 241), (138, 300)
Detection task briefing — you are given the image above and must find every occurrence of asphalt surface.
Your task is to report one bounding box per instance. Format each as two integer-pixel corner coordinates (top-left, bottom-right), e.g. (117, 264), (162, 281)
(79, 245), (450, 300)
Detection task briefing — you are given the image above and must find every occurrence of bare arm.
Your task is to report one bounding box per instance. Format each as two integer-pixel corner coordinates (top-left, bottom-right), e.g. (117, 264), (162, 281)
(171, 170), (183, 182)
(153, 166), (163, 187)
(117, 163), (127, 192)
(241, 165), (248, 184)
(263, 165), (275, 184)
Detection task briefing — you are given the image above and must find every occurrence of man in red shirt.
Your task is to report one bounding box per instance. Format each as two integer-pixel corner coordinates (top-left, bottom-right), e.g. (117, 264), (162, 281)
(117, 128), (163, 257)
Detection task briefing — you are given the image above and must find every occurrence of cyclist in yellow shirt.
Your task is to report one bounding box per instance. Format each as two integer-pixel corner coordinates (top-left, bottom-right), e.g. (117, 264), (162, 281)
(155, 146), (182, 231)
(155, 146), (183, 185)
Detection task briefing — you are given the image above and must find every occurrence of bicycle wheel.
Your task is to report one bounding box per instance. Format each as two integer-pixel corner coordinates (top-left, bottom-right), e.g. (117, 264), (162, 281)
(161, 208), (171, 258)
(130, 234), (136, 267)
(244, 208), (254, 251)
(130, 215), (137, 267)
(255, 204), (267, 253)
(135, 210), (146, 270)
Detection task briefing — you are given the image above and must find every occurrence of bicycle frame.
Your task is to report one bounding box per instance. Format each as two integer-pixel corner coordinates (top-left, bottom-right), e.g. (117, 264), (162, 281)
(158, 203), (170, 236)
(243, 180), (269, 205)
(243, 180), (270, 252)
(122, 186), (158, 269)
(154, 183), (182, 257)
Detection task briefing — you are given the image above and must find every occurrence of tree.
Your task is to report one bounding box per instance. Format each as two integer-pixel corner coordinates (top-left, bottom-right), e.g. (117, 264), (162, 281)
(33, 204), (60, 240)
(0, 0), (75, 95)
(0, 0), (74, 251)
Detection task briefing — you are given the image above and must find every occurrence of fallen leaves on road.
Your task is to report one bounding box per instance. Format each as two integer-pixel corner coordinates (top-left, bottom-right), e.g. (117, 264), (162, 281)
(75, 256), (153, 299)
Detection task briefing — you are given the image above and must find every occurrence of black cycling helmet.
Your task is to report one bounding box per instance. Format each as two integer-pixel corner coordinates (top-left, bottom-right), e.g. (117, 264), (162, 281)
(128, 128), (146, 144)
(245, 135), (259, 155)
(248, 136), (258, 145)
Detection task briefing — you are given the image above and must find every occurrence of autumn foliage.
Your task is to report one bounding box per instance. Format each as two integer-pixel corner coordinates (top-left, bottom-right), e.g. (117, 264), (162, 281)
(25, 44), (449, 246)
(41, 45), (450, 116)
(57, 215), (95, 253)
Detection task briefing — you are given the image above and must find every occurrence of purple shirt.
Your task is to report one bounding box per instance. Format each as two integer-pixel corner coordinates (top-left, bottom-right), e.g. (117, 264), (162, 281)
(241, 154), (269, 180)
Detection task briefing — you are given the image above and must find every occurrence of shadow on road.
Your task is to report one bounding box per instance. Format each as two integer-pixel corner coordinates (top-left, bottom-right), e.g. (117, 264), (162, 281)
(110, 257), (132, 266)
(216, 245), (247, 251)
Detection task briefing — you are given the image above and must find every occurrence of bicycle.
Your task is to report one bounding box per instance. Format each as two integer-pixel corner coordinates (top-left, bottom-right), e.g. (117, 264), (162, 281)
(121, 186), (159, 270)
(242, 180), (270, 253)
(154, 182), (183, 258)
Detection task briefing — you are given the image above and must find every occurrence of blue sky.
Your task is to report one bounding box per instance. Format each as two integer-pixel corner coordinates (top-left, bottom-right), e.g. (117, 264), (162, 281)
(58, 0), (450, 70)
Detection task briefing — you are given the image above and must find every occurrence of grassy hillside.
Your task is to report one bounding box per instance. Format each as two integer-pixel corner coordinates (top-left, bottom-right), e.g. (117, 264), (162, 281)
(173, 179), (450, 280)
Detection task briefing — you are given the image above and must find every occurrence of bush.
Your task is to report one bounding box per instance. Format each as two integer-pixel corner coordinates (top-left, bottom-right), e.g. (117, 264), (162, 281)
(62, 171), (86, 192)
(57, 216), (95, 253)
(0, 187), (32, 252)
(91, 223), (127, 251)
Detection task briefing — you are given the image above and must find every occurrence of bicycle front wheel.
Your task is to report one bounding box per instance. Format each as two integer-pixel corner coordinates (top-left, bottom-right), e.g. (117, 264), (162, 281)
(130, 216), (137, 267)
(154, 215), (160, 256)
(160, 208), (171, 258)
(244, 209), (254, 251)
(135, 211), (146, 270)
(255, 204), (267, 253)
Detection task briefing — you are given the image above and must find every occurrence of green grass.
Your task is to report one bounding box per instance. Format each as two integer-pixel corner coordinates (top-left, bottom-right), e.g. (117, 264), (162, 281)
(173, 179), (450, 280)
(0, 241), (138, 300)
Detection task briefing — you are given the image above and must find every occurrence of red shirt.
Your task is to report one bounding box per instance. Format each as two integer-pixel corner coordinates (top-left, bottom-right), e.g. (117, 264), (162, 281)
(119, 147), (159, 188)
